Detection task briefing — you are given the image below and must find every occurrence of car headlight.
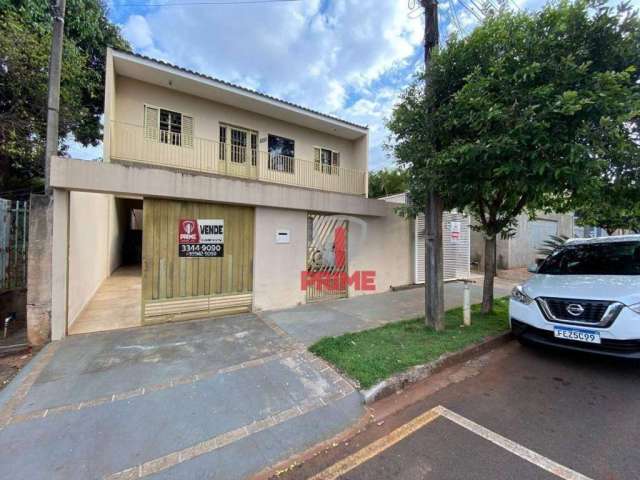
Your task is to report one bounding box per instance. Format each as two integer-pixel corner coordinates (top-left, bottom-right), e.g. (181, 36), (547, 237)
(629, 302), (640, 314)
(511, 285), (534, 305)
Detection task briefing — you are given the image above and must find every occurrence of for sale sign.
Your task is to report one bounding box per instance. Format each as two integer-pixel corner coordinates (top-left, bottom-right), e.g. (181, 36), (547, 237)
(178, 219), (224, 257)
(450, 221), (461, 242)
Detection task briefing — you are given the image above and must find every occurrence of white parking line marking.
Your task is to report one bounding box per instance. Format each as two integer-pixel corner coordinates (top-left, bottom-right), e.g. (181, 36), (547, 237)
(434, 406), (594, 480)
(310, 405), (594, 480)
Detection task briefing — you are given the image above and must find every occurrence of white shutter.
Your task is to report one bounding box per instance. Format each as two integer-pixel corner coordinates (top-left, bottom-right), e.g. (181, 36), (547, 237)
(314, 147), (321, 171)
(415, 211), (470, 284)
(442, 211), (471, 280)
(414, 214), (425, 284)
(144, 106), (159, 141)
(182, 115), (193, 148)
(332, 151), (340, 166)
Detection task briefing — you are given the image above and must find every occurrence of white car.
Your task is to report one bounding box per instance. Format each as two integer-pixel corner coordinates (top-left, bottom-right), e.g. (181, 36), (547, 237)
(509, 235), (640, 358)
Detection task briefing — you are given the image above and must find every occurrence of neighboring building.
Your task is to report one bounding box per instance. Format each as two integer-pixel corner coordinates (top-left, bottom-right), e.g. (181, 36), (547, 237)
(40, 49), (416, 340)
(470, 212), (576, 270)
(382, 193), (471, 283)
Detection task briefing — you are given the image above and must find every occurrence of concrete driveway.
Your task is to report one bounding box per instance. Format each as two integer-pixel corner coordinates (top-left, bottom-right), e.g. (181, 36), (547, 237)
(0, 314), (361, 479)
(0, 281), (516, 479)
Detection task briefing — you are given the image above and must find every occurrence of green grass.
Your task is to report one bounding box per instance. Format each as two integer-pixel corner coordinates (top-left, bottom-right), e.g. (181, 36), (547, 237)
(310, 297), (510, 389)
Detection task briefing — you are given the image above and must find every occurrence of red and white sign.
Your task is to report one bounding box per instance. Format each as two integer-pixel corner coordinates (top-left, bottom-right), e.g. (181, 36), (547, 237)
(178, 219), (224, 257)
(450, 221), (461, 242)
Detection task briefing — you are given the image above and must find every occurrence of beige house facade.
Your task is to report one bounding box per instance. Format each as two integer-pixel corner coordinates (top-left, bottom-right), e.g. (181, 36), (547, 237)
(41, 49), (417, 341)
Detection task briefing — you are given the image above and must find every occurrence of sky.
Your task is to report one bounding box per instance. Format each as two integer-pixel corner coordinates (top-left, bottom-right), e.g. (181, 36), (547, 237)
(67, 0), (636, 170)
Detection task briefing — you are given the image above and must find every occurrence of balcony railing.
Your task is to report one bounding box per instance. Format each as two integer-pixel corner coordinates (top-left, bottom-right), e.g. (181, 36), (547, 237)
(110, 121), (367, 196)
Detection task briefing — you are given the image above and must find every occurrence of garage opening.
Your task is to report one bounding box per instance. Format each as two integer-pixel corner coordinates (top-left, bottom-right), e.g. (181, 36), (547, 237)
(67, 194), (143, 335)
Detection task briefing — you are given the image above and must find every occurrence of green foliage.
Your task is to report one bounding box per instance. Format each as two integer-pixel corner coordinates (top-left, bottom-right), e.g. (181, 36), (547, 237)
(0, 0), (129, 192)
(387, 0), (640, 309)
(390, 0), (640, 232)
(310, 298), (509, 389)
(572, 126), (640, 234)
(367, 167), (409, 198)
(536, 234), (570, 258)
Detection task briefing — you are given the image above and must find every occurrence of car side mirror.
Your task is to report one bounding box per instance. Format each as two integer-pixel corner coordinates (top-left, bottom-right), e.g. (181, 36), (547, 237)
(527, 263), (538, 273)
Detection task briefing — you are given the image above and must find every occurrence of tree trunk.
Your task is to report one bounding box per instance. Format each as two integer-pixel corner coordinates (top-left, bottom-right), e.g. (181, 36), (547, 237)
(482, 235), (497, 314)
(425, 193), (445, 331)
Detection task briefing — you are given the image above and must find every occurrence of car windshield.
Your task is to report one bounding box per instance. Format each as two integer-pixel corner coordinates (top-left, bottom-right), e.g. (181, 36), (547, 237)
(538, 241), (640, 275)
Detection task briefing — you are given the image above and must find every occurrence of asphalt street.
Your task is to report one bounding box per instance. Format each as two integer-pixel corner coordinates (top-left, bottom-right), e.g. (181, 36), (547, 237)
(276, 341), (640, 480)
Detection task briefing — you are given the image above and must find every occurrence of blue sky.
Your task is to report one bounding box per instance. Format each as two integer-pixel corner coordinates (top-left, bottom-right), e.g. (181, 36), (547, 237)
(68, 0), (638, 170)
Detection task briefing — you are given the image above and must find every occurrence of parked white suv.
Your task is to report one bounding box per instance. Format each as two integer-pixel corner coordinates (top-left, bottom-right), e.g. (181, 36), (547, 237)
(509, 235), (640, 358)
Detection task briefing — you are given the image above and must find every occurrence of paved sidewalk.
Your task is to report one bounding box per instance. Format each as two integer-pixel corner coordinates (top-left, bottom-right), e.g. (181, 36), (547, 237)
(0, 314), (361, 479)
(261, 281), (514, 346)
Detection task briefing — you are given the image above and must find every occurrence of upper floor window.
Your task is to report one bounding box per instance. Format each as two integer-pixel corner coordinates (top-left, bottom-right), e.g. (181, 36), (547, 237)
(268, 134), (295, 174)
(314, 147), (340, 175)
(219, 124), (258, 165)
(144, 105), (193, 148)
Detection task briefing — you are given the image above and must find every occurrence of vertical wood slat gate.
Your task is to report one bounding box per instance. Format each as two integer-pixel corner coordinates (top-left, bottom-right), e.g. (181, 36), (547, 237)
(306, 214), (349, 302)
(142, 199), (254, 324)
(0, 199), (29, 290)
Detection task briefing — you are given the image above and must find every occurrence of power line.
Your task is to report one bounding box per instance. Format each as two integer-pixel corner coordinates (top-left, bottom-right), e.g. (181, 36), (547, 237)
(457, 0), (483, 21)
(466, 0), (487, 15)
(448, 0), (466, 35)
(114, 0), (300, 7)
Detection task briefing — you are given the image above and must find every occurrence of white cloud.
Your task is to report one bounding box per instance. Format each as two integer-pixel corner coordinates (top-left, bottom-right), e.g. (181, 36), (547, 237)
(118, 0), (426, 170)
(65, 136), (103, 161)
(121, 15), (154, 50)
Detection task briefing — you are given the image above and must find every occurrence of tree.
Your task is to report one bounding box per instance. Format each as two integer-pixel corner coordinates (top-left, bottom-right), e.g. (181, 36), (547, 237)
(0, 0), (129, 193)
(572, 123), (640, 234)
(388, 0), (640, 313)
(368, 168), (409, 198)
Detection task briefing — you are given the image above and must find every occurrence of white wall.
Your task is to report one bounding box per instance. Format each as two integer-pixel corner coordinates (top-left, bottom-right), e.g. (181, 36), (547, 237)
(471, 211), (576, 270)
(252, 205), (413, 310)
(68, 192), (126, 326)
(253, 207), (307, 311)
(348, 206), (413, 296)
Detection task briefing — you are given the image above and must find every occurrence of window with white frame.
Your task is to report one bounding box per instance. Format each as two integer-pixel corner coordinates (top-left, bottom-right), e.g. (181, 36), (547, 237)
(219, 124), (258, 165)
(314, 147), (340, 175)
(143, 105), (193, 148)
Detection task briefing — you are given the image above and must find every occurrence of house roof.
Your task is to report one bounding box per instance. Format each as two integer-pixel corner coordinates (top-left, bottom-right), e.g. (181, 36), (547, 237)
(109, 49), (368, 139)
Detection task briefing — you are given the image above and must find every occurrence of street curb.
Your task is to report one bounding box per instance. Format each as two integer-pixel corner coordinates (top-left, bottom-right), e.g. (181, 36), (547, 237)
(360, 331), (513, 404)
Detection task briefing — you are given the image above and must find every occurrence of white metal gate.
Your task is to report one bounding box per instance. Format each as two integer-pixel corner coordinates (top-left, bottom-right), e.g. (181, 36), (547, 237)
(415, 211), (470, 284)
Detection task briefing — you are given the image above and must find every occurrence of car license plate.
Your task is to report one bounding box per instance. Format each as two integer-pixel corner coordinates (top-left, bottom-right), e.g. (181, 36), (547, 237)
(553, 326), (601, 344)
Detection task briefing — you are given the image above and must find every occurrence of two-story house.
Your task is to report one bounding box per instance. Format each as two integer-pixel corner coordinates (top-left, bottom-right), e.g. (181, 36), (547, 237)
(43, 49), (414, 339)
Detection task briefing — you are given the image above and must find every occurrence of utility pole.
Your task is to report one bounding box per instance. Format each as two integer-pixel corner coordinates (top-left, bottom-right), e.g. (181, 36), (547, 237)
(27, 0), (66, 346)
(45, 0), (66, 192)
(421, 0), (445, 331)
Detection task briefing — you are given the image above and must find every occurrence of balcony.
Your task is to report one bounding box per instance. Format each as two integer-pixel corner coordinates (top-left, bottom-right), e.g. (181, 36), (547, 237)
(109, 121), (367, 196)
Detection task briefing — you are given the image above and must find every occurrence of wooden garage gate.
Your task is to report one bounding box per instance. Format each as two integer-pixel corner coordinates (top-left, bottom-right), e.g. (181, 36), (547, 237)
(142, 198), (254, 324)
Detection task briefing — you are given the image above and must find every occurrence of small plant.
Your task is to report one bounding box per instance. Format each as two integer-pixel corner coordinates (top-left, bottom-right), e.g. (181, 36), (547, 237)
(536, 234), (570, 258)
